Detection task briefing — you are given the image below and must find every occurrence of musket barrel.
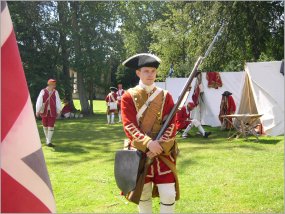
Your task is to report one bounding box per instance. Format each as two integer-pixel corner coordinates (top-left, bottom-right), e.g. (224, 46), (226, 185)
(155, 56), (203, 140)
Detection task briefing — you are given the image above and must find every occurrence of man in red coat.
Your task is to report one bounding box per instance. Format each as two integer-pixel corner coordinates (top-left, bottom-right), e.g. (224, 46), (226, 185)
(36, 79), (62, 147)
(219, 91), (236, 129)
(176, 102), (211, 138)
(116, 83), (125, 123)
(105, 87), (118, 124)
(61, 99), (74, 118)
(121, 53), (179, 213)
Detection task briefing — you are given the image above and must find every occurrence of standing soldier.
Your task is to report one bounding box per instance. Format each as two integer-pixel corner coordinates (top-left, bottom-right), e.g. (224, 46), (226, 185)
(219, 91), (236, 130)
(105, 87), (118, 124)
(116, 83), (125, 123)
(121, 53), (179, 213)
(36, 79), (62, 147)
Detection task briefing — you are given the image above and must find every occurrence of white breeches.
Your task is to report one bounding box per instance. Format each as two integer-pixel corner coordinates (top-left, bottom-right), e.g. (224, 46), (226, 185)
(191, 119), (201, 127)
(63, 112), (75, 118)
(139, 182), (152, 213)
(183, 119), (205, 136)
(43, 126), (54, 144)
(138, 182), (176, 213)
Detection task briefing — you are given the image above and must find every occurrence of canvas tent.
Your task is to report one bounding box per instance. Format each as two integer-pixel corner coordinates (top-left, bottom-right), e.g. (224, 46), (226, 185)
(155, 82), (166, 90)
(193, 72), (245, 127)
(156, 72), (245, 127)
(238, 61), (284, 136)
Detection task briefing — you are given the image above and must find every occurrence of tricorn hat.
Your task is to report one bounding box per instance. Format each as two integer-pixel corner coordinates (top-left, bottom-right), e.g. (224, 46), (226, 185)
(222, 91), (232, 96)
(122, 53), (161, 69)
(110, 87), (118, 91)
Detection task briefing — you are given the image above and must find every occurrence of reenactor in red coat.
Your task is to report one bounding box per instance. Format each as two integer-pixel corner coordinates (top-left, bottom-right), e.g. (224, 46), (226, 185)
(219, 91), (236, 129)
(176, 102), (211, 138)
(36, 79), (62, 147)
(121, 53), (179, 213)
(105, 87), (118, 124)
(116, 83), (125, 123)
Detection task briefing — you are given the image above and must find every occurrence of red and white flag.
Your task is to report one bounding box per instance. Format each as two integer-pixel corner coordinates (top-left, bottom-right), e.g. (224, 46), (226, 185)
(1, 2), (56, 212)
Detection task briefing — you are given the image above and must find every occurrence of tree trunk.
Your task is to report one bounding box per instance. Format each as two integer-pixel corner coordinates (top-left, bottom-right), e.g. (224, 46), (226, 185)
(88, 79), (94, 115)
(70, 1), (90, 115)
(58, 1), (72, 101)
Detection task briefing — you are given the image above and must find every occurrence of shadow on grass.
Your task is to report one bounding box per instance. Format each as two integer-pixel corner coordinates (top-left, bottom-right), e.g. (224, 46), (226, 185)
(40, 115), (283, 168)
(53, 145), (89, 154)
(255, 138), (282, 145)
(177, 156), (198, 169)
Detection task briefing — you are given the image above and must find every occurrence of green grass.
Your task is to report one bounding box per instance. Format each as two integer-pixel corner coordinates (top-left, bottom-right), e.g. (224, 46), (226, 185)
(73, 99), (107, 114)
(38, 100), (284, 213)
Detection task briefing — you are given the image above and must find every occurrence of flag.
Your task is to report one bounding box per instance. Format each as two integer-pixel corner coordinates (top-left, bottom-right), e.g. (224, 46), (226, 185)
(1, 2), (56, 212)
(168, 63), (174, 77)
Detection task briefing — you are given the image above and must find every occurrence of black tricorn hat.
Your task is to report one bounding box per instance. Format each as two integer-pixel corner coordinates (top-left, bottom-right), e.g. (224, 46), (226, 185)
(122, 53), (161, 69)
(110, 87), (118, 91)
(222, 91), (232, 96)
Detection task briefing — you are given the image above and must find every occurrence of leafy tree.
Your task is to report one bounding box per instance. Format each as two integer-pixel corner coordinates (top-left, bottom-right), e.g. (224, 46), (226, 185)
(9, 0), (284, 110)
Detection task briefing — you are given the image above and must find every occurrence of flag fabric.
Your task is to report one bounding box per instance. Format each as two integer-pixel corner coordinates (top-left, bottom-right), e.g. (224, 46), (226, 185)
(1, 2), (56, 212)
(168, 63), (174, 77)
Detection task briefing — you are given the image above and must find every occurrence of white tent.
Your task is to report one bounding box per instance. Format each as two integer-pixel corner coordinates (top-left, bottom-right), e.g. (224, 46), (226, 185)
(195, 72), (245, 127)
(156, 72), (245, 127)
(238, 61), (284, 136)
(155, 82), (166, 90)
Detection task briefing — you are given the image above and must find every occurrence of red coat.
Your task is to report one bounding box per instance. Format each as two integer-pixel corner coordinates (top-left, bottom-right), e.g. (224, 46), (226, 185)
(105, 92), (117, 103)
(175, 106), (191, 130)
(226, 95), (236, 114)
(219, 95), (236, 129)
(121, 87), (178, 187)
(62, 103), (72, 114)
(42, 89), (57, 117)
(206, 72), (223, 89)
(121, 91), (176, 145)
(192, 85), (200, 106)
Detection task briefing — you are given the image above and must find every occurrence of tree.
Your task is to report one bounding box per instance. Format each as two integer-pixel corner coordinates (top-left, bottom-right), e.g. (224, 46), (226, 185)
(9, 1), (283, 109)
(57, 1), (72, 101)
(70, 1), (90, 115)
(9, 1), (62, 105)
(148, 1), (284, 79)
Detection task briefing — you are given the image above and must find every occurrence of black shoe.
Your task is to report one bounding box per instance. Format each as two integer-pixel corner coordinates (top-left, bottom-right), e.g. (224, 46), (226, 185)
(47, 143), (55, 147)
(204, 132), (212, 138)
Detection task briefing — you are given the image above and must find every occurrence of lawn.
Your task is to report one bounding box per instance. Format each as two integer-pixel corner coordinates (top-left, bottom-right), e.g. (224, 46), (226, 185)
(38, 100), (284, 213)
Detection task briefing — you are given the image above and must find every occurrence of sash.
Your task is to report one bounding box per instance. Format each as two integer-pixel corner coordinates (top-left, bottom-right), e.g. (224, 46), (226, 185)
(110, 93), (116, 102)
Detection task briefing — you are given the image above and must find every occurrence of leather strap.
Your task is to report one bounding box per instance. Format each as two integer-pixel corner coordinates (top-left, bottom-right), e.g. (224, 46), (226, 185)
(110, 93), (116, 102)
(136, 88), (162, 125)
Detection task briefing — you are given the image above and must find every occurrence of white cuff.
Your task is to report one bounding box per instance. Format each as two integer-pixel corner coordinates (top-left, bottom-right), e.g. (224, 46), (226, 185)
(146, 140), (152, 149)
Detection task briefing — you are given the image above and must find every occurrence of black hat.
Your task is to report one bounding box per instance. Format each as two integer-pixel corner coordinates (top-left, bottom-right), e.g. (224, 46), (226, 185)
(122, 53), (161, 69)
(222, 91), (232, 96)
(110, 87), (118, 91)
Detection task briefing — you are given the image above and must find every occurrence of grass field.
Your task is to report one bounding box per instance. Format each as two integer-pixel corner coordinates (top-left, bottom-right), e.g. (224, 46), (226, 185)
(38, 100), (284, 213)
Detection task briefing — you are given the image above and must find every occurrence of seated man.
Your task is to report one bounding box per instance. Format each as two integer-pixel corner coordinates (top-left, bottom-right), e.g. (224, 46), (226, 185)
(176, 102), (211, 138)
(61, 99), (83, 119)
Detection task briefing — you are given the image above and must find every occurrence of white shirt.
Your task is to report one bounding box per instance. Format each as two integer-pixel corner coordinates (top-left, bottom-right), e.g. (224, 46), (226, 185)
(117, 89), (124, 100)
(36, 89), (62, 114)
(138, 80), (155, 94)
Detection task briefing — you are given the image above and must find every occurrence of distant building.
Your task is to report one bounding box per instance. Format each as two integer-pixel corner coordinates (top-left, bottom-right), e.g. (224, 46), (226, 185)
(70, 69), (109, 100)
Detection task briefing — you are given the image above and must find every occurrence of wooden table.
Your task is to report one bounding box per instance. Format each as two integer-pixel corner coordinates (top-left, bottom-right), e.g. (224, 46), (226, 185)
(221, 114), (263, 141)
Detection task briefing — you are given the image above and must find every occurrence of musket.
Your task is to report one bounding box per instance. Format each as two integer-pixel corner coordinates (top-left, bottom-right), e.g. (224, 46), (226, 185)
(119, 23), (225, 204)
(156, 22), (225, 140)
